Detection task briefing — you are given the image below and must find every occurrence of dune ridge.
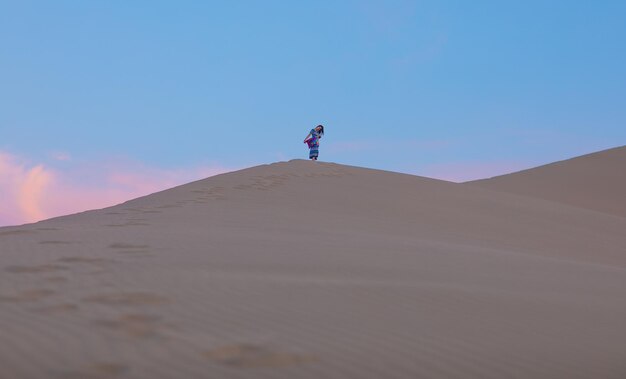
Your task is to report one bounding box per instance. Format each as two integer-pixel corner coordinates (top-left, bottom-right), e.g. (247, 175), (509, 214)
(1, 153), (625, 379)
(468, 145), (626, 217)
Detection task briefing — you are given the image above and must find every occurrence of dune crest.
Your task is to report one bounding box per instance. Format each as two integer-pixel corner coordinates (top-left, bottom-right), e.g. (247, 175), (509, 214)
(1, 154), (625, 379)
(468, 145), (626, 217)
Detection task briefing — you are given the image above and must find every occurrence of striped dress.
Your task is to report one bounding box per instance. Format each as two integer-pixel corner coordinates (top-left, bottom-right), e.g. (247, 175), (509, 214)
(308, 129), (321, 159)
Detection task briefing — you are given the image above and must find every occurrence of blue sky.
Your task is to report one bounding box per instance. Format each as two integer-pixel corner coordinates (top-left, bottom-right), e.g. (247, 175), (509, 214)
(1, 0), (625, 224)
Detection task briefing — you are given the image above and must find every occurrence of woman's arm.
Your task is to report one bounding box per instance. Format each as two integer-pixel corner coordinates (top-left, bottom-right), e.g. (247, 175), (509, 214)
(303, 132), (312, 142)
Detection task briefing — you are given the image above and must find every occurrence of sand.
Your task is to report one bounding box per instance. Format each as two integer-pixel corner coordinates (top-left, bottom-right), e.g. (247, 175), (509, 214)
(0, 149), (625, 379)
(469, 146), (626, 217)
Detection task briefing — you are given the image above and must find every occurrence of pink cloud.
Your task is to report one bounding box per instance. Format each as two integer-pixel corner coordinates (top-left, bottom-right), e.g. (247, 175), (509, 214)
(0, 152), (234, 227)
(417, 161), (533, 183)
(0, 152), (37, 224)
(18, 164), (53, 222)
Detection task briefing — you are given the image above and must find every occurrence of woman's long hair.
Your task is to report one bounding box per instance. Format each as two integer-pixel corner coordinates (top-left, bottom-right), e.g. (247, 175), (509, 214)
(317, 125), (325, 136)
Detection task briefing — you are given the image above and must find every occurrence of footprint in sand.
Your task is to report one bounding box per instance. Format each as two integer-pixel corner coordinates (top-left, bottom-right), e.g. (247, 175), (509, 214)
(55, 362), (130, 379)
(94, 313), (170, 338)
(45, 276), (69, 284)
(203, 344), (316, 368)
(34, 303), (79, 314)
(156, 204), (182, 209)
(5, 264), (68, 274)
(105, 221), (150, 227)
(108, 243), (151, 256)
(6, 258), (110, 277)
(109, 242), (151, 256)
(0, 230), (36, 237)
(82, 292), (170, 306)
(115, 250), (152, 257)
(109, 243), (150, 250)
(56, 257), (114, 273)
(191, 187), (227, 201)
(57, 257), (112, 264)
(122, 207), (143, 212)
(233, 176), (291, 191)
(39, 240), (74, 245)
(0, 289), (55, 303)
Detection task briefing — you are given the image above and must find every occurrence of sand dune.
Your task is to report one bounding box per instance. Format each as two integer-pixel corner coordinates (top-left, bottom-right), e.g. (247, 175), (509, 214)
(1, 156), (625, 379)
(469, 145), (626, 217)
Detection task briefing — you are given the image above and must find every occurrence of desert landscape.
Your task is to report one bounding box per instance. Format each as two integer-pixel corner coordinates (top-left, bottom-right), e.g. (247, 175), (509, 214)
(1, 146), (625, 379)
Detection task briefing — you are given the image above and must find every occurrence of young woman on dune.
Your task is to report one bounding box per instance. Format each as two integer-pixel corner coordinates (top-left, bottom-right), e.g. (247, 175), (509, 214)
(303, 125), (325, 161)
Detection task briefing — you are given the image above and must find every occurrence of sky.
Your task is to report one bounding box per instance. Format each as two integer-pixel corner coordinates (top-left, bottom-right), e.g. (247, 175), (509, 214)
(1, 0), (626, 226)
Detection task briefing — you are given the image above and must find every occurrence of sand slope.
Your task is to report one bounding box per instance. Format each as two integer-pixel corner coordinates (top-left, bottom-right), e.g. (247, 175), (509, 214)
(468, 145), (626, 217)
(1, 159), (625, 379)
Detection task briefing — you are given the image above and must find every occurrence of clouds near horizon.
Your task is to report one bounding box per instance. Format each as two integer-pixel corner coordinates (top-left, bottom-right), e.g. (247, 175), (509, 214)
(0, 151), (232, 226)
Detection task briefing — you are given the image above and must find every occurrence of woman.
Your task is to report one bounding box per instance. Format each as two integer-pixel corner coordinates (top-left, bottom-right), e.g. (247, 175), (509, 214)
(303, 125), (325, 161)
